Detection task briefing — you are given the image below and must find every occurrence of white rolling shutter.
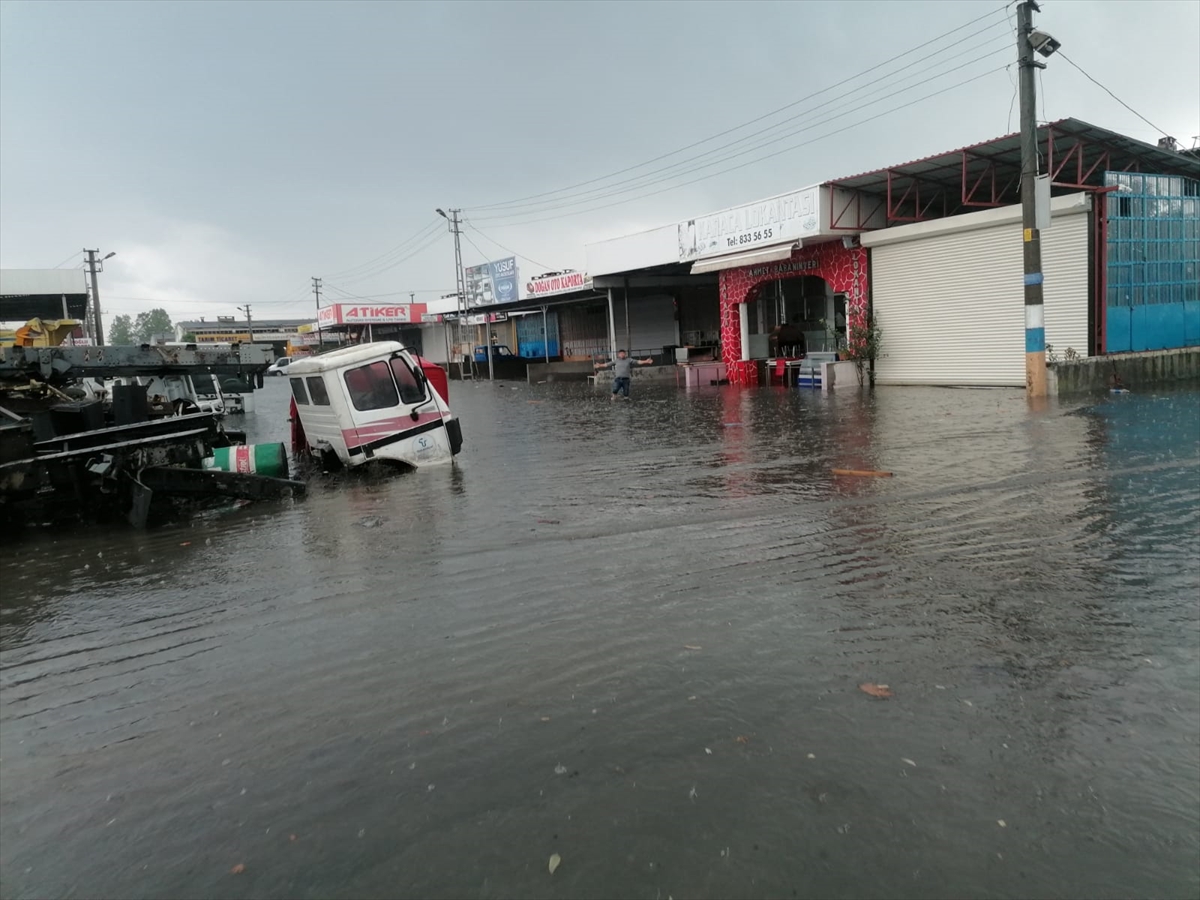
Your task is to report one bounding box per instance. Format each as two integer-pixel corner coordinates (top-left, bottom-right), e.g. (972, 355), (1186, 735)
(1042, 215), (1090, 360)
(869, 200), (1090, 386)
(620, 295), (679, 357)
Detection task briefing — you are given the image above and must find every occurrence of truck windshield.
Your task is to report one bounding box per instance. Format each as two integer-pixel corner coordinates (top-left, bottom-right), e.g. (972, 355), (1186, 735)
(344, 362), (398, 411)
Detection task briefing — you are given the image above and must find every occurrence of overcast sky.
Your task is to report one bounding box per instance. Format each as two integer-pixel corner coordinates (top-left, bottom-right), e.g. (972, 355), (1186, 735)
(1, 0), (1197, 329)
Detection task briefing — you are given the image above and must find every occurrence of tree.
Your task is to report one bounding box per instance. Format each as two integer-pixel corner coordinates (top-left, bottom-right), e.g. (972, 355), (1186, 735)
(109, 314), (134, 345)
(133, 308), (174, 343)
(181, 332), (197, 342)
(843, 311), (882, 387)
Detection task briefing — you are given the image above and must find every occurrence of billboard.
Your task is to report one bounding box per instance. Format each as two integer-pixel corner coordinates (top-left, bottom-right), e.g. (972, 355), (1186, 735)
(464, 256), (519, 307)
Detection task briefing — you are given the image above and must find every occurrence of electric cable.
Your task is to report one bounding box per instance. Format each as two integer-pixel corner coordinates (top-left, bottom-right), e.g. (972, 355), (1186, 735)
(468, 1), (1014, 213)
(470, 31), (1013, 217)
(472, 61), (1010, 227)
(1058, 51), (1173, 139)
(472, 64), (1009, 229)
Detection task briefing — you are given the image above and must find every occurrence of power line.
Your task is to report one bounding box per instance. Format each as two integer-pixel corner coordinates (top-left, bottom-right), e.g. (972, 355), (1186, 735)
(332, 229), (447, 287)
(317, 287), (453, 299)
(471, 30), (1012, 219)
(1006, 64), (1018, 133)
(320, 219), (443, 282)
(460, 232), (494, 268)
(464, 222), (556, 271)
(324, 283), (377, 302)
(468, 2), (1013, 214)
(1057, 51), (1171, 139)
(469, 48), (1010, 223)
(472, 58), (1010, 227)
(51, 250), (83, 268)
(473, 64), (1009, 230)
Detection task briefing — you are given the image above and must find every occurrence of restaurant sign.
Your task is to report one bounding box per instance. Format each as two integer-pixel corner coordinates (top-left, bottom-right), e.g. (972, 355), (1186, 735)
(678, 186), (821, 262)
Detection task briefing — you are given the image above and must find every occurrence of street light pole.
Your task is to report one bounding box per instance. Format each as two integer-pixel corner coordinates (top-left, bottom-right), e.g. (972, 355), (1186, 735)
(1018, 0), (1048, 399)
(84, 249), (114, 345)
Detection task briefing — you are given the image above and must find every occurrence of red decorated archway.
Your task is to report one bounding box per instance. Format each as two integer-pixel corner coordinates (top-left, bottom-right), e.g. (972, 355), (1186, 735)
(719, 242), (868, 386)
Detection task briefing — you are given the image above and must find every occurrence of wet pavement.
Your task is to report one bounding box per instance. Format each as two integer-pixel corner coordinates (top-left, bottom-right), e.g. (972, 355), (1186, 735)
(2, 376), (1198, 900)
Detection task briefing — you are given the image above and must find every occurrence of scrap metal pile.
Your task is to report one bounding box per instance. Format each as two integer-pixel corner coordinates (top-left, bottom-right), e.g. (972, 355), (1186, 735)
(0, 343), (304, 531)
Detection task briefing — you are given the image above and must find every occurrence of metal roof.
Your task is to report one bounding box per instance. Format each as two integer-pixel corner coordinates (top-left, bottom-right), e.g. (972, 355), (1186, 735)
(829, 118), (1200, 197)
(0, 269), (91, 322)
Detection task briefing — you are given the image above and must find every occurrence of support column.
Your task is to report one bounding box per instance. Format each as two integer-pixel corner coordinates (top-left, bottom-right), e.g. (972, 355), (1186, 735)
(606, 288), (617, 358)
(739, 303), (750, 362)
(718, 272), (758, 387)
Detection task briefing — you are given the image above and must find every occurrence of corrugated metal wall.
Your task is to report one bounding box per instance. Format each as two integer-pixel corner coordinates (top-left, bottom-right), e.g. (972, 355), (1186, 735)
(558, 303), (609, 360)
(620, 295), (679, 357)
(871, 211), (1090, 386)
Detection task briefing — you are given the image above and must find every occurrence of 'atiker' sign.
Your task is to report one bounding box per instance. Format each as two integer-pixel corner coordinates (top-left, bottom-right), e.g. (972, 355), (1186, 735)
(525, 270), (591, 297)
(316, 303), (428, 325)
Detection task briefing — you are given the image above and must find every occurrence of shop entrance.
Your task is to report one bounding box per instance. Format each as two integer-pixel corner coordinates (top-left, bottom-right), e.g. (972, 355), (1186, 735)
(743, 275), (842, 358)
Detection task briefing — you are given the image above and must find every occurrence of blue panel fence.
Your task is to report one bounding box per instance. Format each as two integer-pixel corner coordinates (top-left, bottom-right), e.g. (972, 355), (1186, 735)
(1104, 171), (1200, 353)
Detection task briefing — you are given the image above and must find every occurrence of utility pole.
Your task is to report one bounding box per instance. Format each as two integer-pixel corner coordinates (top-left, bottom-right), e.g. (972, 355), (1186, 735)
(437, 208), (492, 381)
(1018, 0), (1047, 399)
(313, 276), (324, 350)
(84, 249), (105, 345)
(238, 304), (253, 342)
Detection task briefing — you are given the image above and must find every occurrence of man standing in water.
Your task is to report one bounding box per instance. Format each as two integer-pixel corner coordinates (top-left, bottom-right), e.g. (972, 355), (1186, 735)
(596, 349), (654, 401)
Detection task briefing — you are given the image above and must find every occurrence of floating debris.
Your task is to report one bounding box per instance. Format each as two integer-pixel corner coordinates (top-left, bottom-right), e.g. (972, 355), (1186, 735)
(548, 853), (562, 875)
(859, 683), (893, 699)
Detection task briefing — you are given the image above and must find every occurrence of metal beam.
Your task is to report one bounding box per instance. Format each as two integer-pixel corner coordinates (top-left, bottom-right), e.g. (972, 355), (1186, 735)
(0, 344), (275, 383)
(592, 274), (718, 289)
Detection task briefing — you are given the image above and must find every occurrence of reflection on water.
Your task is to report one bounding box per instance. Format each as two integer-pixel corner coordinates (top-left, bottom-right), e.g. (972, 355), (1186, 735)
(2, 378), (1197, 900)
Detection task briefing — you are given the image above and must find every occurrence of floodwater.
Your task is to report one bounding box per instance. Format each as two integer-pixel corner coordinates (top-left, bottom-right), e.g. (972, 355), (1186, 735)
(1, 375), (1198, 900)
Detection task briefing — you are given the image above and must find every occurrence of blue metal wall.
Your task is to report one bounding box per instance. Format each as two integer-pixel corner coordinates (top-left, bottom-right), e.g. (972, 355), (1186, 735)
(515, 311), (560, 359)
(1105, 171), (1200, 352)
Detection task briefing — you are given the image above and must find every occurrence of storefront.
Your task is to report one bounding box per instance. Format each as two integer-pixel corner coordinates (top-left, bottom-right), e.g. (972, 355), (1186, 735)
(716, 242), (867, 386)
(316, 302), (428, 354)
(674, 184), (874, 386)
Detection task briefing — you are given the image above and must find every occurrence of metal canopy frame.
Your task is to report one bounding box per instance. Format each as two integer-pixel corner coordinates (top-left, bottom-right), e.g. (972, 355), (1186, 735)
(826, 117), (1200, 228)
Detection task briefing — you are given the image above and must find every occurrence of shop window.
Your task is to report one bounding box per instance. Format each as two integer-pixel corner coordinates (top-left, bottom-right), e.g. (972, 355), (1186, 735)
(344, 362), (399, 411)
(306, 376), (331, 406)
(389, 356), (427, 405)
(290, 377), (310, 405)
